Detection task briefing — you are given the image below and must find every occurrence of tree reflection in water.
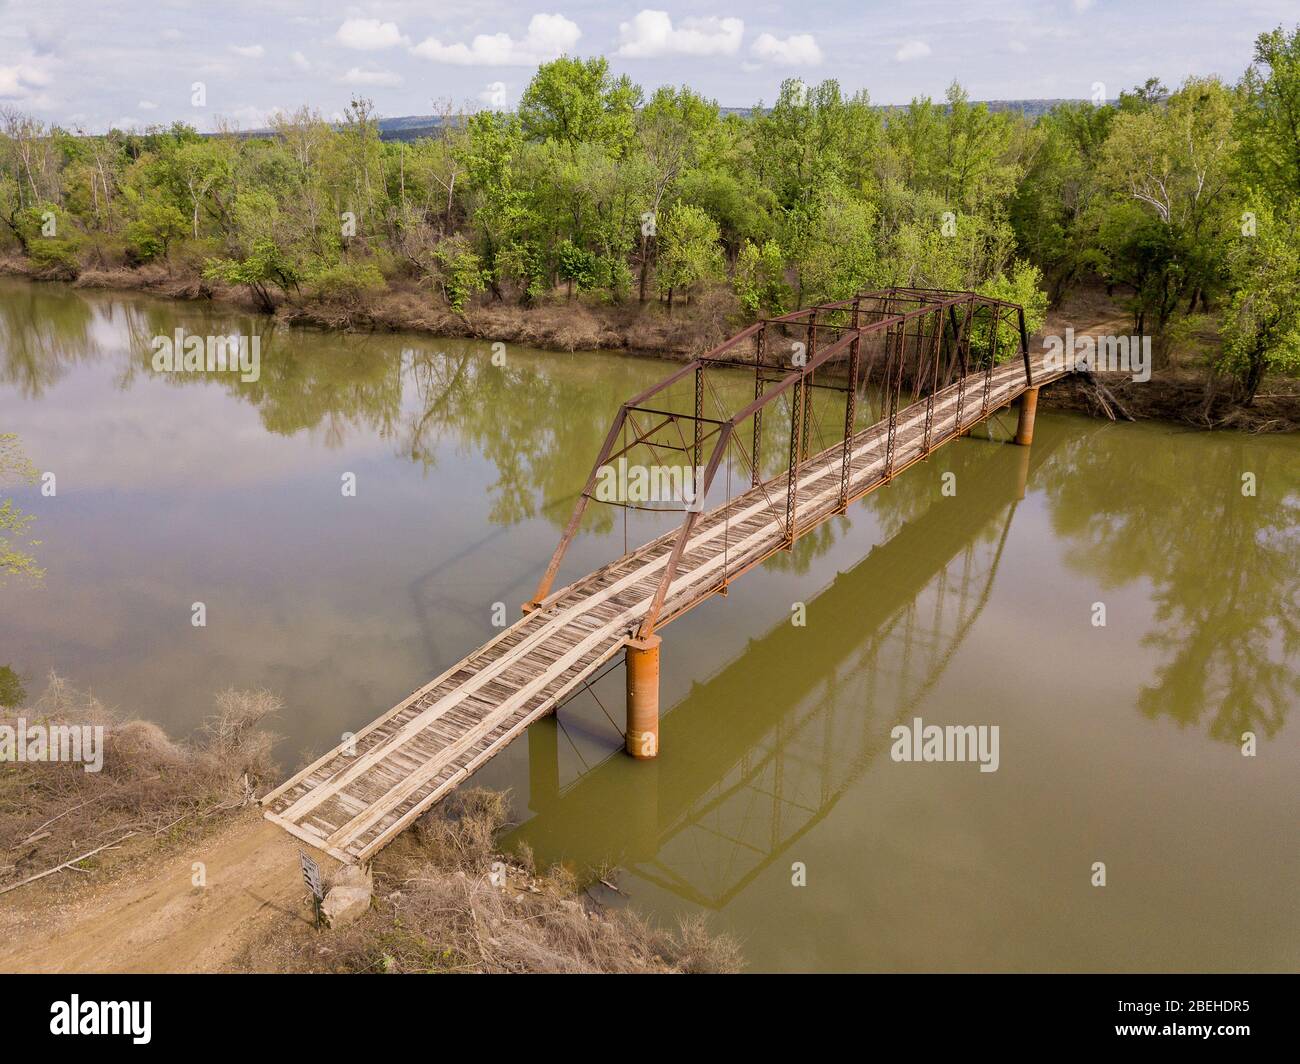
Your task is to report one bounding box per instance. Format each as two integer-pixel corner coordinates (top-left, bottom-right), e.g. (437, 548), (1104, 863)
(6, 284), (1293, 746)
(1039, 423), (1299, 742)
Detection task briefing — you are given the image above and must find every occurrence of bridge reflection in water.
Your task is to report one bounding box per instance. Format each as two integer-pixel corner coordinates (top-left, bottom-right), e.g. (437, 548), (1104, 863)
(508, 429), (1058, 909)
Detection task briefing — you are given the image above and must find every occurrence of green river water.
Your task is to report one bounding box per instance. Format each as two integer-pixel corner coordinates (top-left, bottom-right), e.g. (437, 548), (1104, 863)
(1, 278), (1296, 971)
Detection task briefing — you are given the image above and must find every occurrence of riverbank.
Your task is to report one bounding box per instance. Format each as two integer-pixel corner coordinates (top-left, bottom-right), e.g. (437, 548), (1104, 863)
(1, 255), (736, 361)
(0, 679), (739, 974)
(2, 258), (1296, 432)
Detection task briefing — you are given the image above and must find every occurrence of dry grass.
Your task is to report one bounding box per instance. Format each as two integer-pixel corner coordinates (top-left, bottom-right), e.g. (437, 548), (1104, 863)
(240, 788), (743, 974)
(0, 675), (280, 892)
(1, 676), (741, 972)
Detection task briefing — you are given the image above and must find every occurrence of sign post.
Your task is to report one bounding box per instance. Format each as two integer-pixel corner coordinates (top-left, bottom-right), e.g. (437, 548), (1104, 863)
(299, 851), (324, 930)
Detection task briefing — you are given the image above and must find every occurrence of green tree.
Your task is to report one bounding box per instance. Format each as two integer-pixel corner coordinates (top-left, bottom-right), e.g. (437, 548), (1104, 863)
(156, 137), (230, 238)
(1010, 102), (1114, 302)
(1238, 25), (1300, 202)
(633, 86), (719, 302)
(791, 188), (879, 305)
(733, 238), (788, 316)
(204, 236), (304, 311)
(519, 57), (640, 155)
(1095, 77), (1238, 334)
(655, 203), (722, 311)
(433, 235), (485, 312)
(457, 111), (531, 300)
(124, 196), (187, 262)
(1220, 199), (1300, 401)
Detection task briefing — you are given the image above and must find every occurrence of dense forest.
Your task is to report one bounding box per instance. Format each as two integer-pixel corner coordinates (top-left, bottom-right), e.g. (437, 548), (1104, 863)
(1, 24), (1297, 402)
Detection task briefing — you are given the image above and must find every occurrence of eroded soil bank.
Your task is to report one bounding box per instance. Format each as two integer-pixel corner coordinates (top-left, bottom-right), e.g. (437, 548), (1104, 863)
(5, 259), (1294, 432)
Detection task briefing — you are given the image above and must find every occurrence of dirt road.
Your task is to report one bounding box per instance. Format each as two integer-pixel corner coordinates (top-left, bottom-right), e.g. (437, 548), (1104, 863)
(0, 811), (330, 973)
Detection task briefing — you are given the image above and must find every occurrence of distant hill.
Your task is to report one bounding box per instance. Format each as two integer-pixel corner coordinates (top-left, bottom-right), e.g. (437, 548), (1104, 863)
(234, 100), (1084, 142)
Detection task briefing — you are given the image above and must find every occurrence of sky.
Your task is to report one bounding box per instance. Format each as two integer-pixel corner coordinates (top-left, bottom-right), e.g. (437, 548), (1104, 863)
(0, 0), (1295, 132)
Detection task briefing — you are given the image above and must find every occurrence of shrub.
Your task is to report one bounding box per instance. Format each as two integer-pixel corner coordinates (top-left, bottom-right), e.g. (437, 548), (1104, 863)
(125, 201), (188, 264)
(433, 236), (485, 312)
(308, 260), (386, 305)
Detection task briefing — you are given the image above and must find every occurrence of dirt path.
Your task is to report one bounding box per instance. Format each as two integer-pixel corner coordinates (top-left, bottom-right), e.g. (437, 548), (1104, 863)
(0, 811), (331, 973)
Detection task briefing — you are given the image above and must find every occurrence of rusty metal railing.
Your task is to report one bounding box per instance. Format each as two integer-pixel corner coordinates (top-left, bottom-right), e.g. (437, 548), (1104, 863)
(527, 287), (1033, 639)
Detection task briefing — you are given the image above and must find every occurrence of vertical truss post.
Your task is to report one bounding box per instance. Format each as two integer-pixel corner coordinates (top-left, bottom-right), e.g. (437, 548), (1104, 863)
(954, 299), (973, 434)
(1018, 306), (1033, 387)
(981, 305), (1000, 417)
(839, 297), (861, 511)
(800, 310), (818, 462)
(785, 373), (804, 546)
(947, 305), (963, 378)
(884, 317), (904, 479)
(921, 305), (942, 453)
(693, 365), (704, 470)
(751, 327), (765, 488)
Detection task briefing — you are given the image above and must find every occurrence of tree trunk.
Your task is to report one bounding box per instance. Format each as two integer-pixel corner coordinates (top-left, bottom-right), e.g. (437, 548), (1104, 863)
(638, 233), (650, 303)
(1242, 353), (1266, 406)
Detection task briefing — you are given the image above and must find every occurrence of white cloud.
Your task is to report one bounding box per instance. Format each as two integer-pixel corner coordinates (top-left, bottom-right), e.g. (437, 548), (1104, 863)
(895, 40), (932, 62)
(231, 44), (265, 59)
(615, 11), (743, 58)
(0, 62), (52, 100)
(1072, 0), (1096, 11)
(1008, 40), (1028, 55)
(290, 50), (311, 71)
(336, 18), (408, 51)
(750, 32), (822, 67)
(478, 81), (509, 108)
(410, 13), (580, 66)
(137, 100), (158, 110)
(341, 67), (403, 87)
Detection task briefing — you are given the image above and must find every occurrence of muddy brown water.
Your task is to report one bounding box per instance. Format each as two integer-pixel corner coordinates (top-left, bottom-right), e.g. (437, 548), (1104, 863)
(2, 279), (1296, 972)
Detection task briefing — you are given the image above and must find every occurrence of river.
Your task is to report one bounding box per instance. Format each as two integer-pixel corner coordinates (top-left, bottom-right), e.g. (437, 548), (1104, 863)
(1, 278), (1296, 971)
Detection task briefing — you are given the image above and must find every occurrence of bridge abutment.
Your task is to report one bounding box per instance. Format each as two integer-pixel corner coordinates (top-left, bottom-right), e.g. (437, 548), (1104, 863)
(1015, 387), (1040, 446)
(625, 635), (662, 760)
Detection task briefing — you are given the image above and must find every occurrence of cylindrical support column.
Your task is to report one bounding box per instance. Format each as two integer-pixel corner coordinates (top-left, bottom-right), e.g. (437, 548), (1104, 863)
(625, 635), (661, 760)
(1015, 387), (1040, 446)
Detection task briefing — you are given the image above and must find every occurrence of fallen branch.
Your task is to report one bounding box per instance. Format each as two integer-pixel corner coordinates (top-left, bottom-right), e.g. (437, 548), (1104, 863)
(22, 798), (95, 843)
(0, 832), (136, 896)
(1080, 371), (1135, 421)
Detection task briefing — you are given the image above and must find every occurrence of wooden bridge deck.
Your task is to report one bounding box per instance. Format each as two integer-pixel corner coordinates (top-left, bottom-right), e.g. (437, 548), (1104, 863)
(264, 353), (1066, 863)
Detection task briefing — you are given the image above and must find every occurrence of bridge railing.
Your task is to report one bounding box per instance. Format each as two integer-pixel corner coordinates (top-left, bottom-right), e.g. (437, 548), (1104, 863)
(527, 287), (1032, 639)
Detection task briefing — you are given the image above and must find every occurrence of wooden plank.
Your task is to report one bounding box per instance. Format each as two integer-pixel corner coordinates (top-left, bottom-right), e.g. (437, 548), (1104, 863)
(268, 355), (1070, 861)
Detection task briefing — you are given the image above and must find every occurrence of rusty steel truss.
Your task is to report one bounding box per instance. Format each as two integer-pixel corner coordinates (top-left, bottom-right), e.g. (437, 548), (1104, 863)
(529, 287), (1034, 641)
